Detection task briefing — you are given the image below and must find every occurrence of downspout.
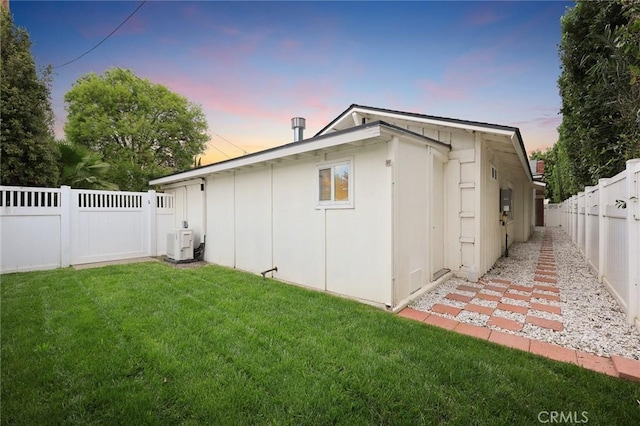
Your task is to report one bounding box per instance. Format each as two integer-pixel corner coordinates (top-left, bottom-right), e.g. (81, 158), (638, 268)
(183, 186), (188, 228)
(201, 177), (206, 256)
(233, 170), (236, 268)
(270, 164), (275, 275)
(388, 137), (399, 310)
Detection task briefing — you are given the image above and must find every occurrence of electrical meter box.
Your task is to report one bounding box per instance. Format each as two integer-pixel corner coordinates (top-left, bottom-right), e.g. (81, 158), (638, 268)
(500, 189), (513, 213)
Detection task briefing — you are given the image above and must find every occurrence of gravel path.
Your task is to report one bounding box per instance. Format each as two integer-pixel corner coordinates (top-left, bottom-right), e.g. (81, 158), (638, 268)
(411, 227), (640, 360)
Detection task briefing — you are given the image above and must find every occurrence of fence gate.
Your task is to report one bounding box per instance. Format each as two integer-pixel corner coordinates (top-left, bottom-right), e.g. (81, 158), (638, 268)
(70, 189), (152, 265)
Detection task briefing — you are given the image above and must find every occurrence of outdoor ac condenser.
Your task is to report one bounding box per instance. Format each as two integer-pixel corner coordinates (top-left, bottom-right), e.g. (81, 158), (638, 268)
(166, 229), (194, 262)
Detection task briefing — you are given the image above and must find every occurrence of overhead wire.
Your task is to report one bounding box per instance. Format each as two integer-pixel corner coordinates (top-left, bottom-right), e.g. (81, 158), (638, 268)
(54, 0), (148, 69)
(211, 132), (248, 154)
(206, 140), (231, 159)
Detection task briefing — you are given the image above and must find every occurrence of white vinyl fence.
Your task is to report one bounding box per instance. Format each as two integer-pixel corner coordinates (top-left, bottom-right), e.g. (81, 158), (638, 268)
(0, 186), (175, 273)
(554, 159), (640, 330)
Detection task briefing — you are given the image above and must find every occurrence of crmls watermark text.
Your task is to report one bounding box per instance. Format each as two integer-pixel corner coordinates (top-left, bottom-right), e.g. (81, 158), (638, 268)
(538, 411), (589, 423)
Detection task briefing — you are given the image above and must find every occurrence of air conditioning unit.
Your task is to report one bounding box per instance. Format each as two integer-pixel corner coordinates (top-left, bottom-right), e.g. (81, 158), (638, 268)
(167, 229), (194, 262)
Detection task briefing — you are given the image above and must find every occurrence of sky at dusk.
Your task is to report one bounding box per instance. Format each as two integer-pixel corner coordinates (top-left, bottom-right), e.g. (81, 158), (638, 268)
(11, 0), (572, 165)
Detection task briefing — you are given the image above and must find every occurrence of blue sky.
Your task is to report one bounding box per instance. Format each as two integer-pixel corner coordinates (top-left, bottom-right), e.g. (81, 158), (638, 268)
(11, 0), (572, 164)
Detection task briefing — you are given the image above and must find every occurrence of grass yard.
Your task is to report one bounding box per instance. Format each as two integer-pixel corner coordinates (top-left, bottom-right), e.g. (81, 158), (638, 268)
(1, 263), (639, 425)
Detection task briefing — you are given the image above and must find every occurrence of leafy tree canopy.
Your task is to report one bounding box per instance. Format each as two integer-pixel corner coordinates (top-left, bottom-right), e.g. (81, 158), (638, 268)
(64, 68), (208, 191)
(552, 0), (640, 201)
(0, 7), (60, 187)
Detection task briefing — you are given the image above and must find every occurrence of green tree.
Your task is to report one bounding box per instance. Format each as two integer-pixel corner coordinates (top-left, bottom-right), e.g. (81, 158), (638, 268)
(590, 0), (640, 161)
(556, 0), (639, 199)
(58, 142), (119, 190)
(0, 7), (60, 187)
(64, 68), (208, 191)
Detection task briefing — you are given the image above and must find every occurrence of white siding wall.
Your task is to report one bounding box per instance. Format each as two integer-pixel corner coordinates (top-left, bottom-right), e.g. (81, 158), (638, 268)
(272, 159), (325, 291)
(201, 142), (393, 307)
(444, 159), (461, 272)
(234, 168), (272, 273)
(206, 173), (235, 267)
(393, 138), (430, 304)
(478, 138), (532, 276)
(448, 132), (477, 278)
(479, 143), (502, 275)
(350, 115), (535, 281)
(325, 145), (392, 305)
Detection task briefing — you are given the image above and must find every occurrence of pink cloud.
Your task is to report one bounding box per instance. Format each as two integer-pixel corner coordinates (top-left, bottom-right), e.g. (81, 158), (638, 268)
(158, 36), (179, 46)
(278, 39), (302, 56)
(418, 50), (498, 103)
(216, 25), (242, 36)
(465, 10), (503, 26)
(417, 49), (533, 105)
(418, 81), (469, 102)
(150, 68), (341, 137)
(183, 4), (199, 17)
(509, 115), (562, 128)
(512, 113), (562, 155)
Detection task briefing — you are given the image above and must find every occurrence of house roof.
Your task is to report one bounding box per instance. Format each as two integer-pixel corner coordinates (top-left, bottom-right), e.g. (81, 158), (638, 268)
(317, 104), (522, 136)
(150, 103), (533, 186)
(317, 104), (533, 182)
(149, 120), (449, 186)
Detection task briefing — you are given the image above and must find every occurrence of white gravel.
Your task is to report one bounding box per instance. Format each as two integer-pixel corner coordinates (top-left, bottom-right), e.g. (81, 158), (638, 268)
(410, 227), (640, 360)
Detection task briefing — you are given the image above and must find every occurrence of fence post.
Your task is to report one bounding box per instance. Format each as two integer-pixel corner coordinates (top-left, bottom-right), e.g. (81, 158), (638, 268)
(597, 179), (607, 282)
(147, 190), (157, 257)
(571, 194), (580, 245)
(626, 159), (640, 328)
(576, 191), (586, 256)
(60, 186), (71, 268)
(584, 187), (593, 265)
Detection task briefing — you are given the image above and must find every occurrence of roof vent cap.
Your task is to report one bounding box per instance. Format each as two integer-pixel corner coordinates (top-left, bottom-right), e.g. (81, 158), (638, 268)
(291, 117), (306, 142)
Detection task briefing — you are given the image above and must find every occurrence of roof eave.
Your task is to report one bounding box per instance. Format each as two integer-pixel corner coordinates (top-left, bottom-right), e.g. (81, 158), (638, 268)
(150, 122), (386, 186)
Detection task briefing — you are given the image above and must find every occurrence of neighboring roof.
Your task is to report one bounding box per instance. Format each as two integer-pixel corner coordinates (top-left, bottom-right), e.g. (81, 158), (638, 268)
(317, 104), (532, 182)
(150, 120), (449, 186)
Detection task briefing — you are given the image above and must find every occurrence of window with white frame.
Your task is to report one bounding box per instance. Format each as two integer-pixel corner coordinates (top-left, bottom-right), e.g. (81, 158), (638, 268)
(317, 159), (352, 207)
(490, 164), (498, 181)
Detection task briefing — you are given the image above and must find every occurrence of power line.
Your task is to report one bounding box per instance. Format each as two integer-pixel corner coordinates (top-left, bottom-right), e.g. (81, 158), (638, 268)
(206, 140), (231, 159)
(212, 132), (248, 155)
(54, 1), (148, 69)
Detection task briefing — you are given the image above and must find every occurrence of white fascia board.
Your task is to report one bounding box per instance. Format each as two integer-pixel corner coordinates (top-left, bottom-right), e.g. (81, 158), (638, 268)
(161, 178), (204, 190)
(150, 125), (383, 186)
(510, 134), (533, 183)
(350, 106), (516, 137)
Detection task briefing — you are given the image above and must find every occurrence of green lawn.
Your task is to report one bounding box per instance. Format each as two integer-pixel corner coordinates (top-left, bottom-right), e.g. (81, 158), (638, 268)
(1, 263), (638, 425)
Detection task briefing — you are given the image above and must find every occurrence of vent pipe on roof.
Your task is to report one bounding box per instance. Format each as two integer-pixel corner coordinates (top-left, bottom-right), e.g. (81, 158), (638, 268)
(291, 117), (306, 142)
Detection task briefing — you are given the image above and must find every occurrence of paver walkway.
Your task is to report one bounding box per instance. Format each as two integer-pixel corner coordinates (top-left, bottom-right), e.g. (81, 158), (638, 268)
(397, 229), (640, 382)
(429, 230), (562, 333)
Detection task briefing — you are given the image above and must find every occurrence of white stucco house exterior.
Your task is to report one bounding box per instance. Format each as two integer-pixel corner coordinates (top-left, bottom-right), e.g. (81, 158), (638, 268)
(150, 104), (537, 311)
